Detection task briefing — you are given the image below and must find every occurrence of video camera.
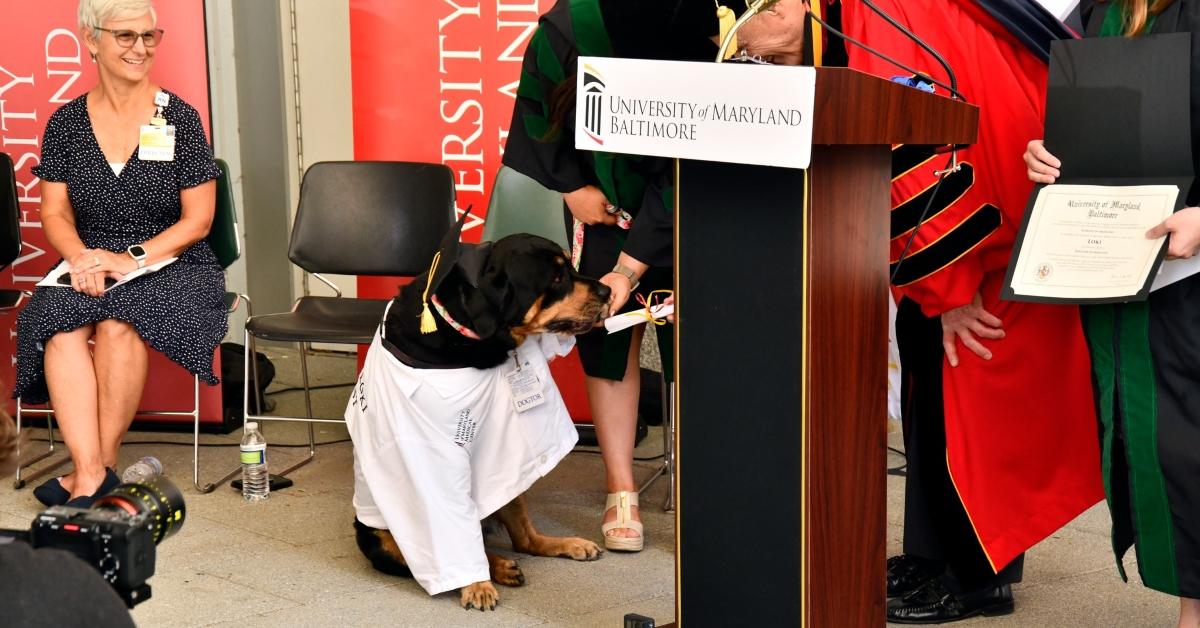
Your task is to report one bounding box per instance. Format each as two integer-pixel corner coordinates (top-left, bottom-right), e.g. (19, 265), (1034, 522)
(0, 475), (186, 608)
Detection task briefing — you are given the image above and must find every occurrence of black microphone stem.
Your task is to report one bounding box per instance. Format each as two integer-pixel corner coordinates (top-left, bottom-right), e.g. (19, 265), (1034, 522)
(807, 12), (968, 103)
(861, 0), (960, 99)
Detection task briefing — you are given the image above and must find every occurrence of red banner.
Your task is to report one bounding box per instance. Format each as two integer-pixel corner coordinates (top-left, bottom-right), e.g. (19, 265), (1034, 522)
(1, 2), (216, 420)
(349, 0), (554, 251)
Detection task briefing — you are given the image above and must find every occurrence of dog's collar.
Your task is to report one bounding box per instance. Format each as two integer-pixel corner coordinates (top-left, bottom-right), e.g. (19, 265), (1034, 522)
(380, 335), (467, 369)
(430, 293), (482, 340)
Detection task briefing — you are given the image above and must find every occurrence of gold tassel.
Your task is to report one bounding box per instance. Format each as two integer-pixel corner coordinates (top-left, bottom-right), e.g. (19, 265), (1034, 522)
(717, 3), (738, 60)
(419, 251), (441, 334)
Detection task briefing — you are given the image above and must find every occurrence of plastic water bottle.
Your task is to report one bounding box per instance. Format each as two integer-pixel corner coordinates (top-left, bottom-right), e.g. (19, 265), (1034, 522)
(121, 456), (162, 484)
(240, 422), (269, 502)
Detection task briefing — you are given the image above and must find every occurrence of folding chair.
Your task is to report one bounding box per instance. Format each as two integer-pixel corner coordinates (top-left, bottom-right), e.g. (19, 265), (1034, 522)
(241, 161), (456, 483)
(0, 151), (62, 490)
(0, 153), (25, 310)
(0, 152), (47, 489)
(481, 166), (676, 511)
(12, 159), (249, 493)
(191, 158), (253, 492)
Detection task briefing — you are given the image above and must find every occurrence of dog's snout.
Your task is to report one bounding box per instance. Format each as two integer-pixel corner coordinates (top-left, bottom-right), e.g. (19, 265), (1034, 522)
(595, 282), (611, 302)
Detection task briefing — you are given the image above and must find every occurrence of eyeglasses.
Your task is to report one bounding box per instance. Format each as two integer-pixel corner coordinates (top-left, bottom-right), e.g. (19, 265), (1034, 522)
(93, 27), (164, 48)
(732, 49), (775, 65)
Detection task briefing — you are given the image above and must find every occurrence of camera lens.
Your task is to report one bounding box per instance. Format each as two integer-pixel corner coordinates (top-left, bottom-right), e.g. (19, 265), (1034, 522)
(92, 476), (186, 545)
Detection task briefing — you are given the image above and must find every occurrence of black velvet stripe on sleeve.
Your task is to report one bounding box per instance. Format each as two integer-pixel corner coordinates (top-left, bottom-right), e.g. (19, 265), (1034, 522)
(890, 163), (975, 239)
(890, 204), (1002, 286)
(891, 144), (939, 181)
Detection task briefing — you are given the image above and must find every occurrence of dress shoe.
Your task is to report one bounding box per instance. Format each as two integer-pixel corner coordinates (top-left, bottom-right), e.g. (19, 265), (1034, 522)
(64, 495), (96, 508)
(58, 468), (121, 510)
(887, 578), (1015, 624)
(97, 467), (121, 496)
(887, 554), (942, 598)
(32, 477), (71, 507)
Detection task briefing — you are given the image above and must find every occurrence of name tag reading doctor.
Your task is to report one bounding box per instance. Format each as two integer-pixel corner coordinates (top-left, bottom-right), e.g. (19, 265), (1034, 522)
(505, 355), (545, 413)
(575, 57), (815, 169)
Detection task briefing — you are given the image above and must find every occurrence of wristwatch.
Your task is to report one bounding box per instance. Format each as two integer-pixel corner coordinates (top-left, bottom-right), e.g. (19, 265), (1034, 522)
(611, 263), (640, 291)
(127, 244), (148, 269)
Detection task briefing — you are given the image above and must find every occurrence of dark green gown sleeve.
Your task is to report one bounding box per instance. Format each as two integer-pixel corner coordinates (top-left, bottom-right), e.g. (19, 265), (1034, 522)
(502, 14), (590, 195)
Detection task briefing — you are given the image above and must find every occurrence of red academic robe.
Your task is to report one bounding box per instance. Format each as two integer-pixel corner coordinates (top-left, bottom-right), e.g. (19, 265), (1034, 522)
(844, 0), (1104, 570)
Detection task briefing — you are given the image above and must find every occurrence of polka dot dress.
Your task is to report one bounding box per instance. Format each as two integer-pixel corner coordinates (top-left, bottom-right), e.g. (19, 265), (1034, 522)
(13, 91), (227, 404)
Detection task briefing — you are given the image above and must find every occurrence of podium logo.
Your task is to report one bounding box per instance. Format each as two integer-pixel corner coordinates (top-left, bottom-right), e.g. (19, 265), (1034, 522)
(582, 65), (605, 145)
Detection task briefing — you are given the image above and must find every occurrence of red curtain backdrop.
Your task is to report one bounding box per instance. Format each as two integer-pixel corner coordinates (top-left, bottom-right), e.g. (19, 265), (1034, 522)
(1, 2), (217, 421)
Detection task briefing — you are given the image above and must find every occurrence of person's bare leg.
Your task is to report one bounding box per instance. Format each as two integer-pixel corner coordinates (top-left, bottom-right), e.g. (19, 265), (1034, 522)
(93, 319), (148, 471)
(588, 326), (643, 540)
(43, 325), (106, 498)
(1179, 597), (1200, 628)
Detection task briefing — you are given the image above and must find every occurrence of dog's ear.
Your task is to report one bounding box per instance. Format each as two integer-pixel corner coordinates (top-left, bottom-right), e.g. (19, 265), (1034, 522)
(459, 263), (517, 341)
(460, 288), (503, 340)
(457, 242), (493, 288)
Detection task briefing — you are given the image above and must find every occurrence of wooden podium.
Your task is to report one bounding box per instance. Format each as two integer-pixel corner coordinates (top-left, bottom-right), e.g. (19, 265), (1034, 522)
(672, 67), (978, 627)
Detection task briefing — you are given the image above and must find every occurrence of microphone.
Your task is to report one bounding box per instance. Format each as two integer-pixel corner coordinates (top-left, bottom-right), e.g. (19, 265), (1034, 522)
(861, 0), (961, 99)
(806, 10), (967, 102)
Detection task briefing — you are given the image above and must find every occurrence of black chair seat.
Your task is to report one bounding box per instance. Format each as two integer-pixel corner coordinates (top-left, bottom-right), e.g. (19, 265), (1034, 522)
(0, 288), (24, 310)
(246, 296), (389, 344)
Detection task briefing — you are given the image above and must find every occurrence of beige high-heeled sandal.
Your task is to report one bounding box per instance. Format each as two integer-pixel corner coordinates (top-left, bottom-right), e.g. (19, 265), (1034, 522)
(602, 490), (644, 552)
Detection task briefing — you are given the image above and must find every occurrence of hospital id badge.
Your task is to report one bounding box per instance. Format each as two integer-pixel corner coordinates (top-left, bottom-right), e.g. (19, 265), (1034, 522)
(505, 361), (545, 413)
(138, 124), (175, 161)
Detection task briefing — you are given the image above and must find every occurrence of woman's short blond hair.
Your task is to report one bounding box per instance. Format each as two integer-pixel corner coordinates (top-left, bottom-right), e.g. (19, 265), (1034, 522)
(78, 0), (157, 34)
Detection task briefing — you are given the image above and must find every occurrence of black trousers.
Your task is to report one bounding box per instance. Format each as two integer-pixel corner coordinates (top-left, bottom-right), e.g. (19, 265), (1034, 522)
(896, 297), (1024, 590)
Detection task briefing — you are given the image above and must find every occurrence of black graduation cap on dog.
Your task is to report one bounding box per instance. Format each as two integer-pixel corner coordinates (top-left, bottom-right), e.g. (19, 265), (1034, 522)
(419, 209), (493, 334)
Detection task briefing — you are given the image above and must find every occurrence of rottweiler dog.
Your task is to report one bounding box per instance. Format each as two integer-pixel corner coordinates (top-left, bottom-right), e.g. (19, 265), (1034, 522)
(354, 233), (610, 610)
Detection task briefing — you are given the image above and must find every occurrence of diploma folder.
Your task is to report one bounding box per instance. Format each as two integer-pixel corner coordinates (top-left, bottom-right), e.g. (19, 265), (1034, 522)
(1003, 32), (1194, 303)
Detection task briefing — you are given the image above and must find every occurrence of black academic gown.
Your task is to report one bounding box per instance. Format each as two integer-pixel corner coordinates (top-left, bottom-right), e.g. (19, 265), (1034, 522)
(1078, 0), (1200, 598)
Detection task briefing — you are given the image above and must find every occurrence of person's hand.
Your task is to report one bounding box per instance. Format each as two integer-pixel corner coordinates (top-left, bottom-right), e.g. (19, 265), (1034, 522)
(941, 292), (1005, 367)
(564, 185), (618, 226)
(1024, 139), (1061, 184)
(72, 249), (137, 297)
(1147, 206), (1200, 259)
(663, 294), (675, 324)
(67, 248), (100, 273)
(601, 271), (633, 314)
(93, 248), (139, 277)
(68, 248), (102, 296)
(71, 265), (103, 297)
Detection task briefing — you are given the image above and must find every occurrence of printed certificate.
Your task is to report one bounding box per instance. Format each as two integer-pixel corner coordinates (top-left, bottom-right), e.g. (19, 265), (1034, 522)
(1004, 184), (1177, 302)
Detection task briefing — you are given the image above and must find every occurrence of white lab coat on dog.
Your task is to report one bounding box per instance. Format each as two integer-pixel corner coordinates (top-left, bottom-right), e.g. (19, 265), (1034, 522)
(345, 325), (578, 595)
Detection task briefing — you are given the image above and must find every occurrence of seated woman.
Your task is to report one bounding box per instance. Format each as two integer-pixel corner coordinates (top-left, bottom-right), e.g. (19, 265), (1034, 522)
(14, 0), (225, 507)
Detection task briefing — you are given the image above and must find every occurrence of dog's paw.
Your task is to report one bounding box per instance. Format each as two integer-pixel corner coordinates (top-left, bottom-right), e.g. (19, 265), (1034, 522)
(489, 556), (526, 587)
(460, 581), (499, 611)
(555, 536), (603, 561)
